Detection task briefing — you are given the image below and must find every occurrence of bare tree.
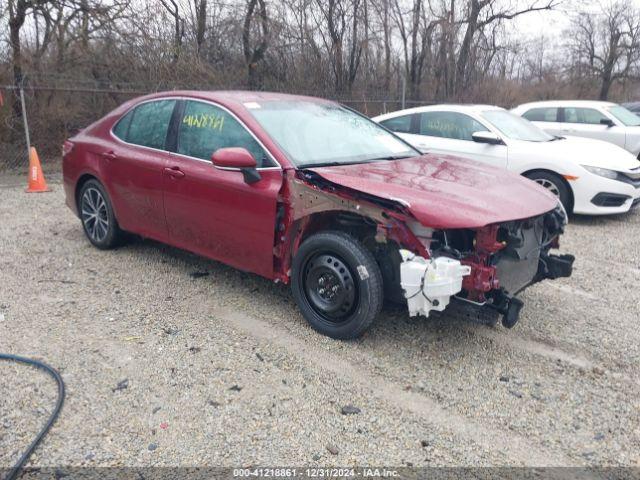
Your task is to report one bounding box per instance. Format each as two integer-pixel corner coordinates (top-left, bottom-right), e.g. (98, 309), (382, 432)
(160, 0), (185, 65)
(194, 0), (206, 57)
(453, 0), (558, 96)
(568, 1), (640, 100)
(243, 0), (269, 89)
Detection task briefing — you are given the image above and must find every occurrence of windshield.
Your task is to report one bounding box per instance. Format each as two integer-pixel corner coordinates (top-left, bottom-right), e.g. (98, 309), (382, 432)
(607, 106), (640, 126)
(246, 101), (419, 167)
(481, 110), (555, 142)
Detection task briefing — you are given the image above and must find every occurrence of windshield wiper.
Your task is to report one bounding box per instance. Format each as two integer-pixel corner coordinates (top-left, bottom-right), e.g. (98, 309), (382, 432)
(367, 155), (414, 161)
(301, 156), (411, 169)
(549, 135), (565, 141)
(300, 161), (356, 168)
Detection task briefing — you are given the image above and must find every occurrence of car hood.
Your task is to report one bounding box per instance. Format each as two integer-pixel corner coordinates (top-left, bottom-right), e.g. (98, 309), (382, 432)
(514, 136), (640, 172)
(307, 155), (558, 229)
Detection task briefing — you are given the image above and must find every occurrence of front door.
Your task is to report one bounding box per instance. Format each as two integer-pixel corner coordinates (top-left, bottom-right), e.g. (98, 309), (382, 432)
(559, 107), (626, 148)
(415, 111), (508, 169)
(162, 99), (282, 279)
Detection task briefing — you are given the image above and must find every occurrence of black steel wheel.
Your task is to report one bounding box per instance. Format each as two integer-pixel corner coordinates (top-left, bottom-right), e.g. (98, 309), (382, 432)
(302, 252), (358, 323)
(291, 231), (383, 339)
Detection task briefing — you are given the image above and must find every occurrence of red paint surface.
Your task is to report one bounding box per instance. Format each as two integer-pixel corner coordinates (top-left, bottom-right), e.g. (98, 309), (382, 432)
(309, 155), (558, 229)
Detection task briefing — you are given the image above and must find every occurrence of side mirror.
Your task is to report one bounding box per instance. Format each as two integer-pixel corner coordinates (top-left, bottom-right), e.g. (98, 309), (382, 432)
(600, 118), (615, 128)
(211, 147), (261, 184)
(471, 131), (504, 145)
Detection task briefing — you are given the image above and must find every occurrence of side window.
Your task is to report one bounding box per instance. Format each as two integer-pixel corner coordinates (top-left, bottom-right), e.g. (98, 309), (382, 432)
(380, 114), (414, 133)
(177, 100), (274, 167)
(523, 107), (558, 122)
(563, 108), (608, 125)
(419, 112), (488, 141)
(112, 110), (134, 140)
(126, 100), (176, 149)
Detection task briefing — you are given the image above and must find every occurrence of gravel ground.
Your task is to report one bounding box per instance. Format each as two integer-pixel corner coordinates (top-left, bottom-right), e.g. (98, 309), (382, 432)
(1, 172), (639, 468)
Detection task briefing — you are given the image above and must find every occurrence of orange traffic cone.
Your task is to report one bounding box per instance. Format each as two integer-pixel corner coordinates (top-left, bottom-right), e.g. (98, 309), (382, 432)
(25, 147), (50, 193)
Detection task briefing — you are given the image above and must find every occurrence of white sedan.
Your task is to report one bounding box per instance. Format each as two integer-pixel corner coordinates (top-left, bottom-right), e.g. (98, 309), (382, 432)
(512, 100), (640, 158)
(373, 105), (640, 215)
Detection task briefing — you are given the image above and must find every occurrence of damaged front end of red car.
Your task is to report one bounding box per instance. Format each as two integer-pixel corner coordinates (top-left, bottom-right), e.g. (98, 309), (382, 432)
(441, 212), (574, 327)
(275, 166), (574, 329)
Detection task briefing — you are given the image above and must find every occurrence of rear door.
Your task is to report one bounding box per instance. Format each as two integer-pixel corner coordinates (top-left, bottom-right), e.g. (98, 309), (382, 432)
(521, 107), (562, 136)
(414, 111), (508, 169)
(107, 99), (177, 241)
(559, 107), (626, 148)
(162, 99), (282, 278)
(378, 113), (424, 149)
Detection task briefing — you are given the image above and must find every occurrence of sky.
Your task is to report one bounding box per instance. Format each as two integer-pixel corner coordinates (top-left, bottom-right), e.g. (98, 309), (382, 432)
(512, 0), (640, 39)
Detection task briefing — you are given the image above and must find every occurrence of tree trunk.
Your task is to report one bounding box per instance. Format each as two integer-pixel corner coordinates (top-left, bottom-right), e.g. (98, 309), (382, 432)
(454, 0), (480, 97)
(243, 0), (269, 90)
(599, 30), (621, 100)
(9, 0), (28, 119)
(195, 0), (207, 58)
(382, 0), (391, 91)
(408, 0), (422, 99)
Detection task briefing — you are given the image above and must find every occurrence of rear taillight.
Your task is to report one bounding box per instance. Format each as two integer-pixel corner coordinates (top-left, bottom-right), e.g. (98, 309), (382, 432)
(62, 140), (74, 157)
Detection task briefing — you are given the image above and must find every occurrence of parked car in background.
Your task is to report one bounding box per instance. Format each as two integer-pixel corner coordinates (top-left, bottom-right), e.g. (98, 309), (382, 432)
(512, 100), (640, 158)
(623, 101), (640, 115)
(63, 91), (573, 339)
(374, 105), (640, 215)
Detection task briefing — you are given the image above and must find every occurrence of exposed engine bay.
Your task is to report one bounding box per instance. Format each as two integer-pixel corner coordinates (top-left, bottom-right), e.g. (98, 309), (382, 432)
(398, 204), (574, 328)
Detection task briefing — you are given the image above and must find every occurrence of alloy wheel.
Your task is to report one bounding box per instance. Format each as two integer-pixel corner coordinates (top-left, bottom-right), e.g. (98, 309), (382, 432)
(534, 178), (561, 198)
(81, 187), (109, 243)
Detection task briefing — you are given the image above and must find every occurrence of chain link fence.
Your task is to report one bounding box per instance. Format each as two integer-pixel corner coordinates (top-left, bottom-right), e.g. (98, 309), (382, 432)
(0, 80), (424, 173)
(0, 83), (145, 173)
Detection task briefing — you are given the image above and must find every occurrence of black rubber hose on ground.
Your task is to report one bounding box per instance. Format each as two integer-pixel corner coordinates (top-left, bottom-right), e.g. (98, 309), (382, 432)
(0, 353), (65, 480)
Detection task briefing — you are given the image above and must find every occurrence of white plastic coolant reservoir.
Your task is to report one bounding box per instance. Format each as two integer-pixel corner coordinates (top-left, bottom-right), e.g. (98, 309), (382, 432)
(399, 250), (471, 317)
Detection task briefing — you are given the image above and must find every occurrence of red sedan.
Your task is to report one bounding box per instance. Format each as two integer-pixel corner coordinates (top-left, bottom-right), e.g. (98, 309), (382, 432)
(63, 91), (573, 339)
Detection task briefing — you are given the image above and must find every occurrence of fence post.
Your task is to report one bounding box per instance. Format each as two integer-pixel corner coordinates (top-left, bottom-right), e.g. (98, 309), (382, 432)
(19, 80), (31, 161)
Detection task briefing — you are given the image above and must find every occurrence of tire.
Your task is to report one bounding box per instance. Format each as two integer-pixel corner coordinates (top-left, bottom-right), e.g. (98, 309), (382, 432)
(291, 231), (383, 340)
(78, 179), (123, 249)
(524, 171), (572, 213)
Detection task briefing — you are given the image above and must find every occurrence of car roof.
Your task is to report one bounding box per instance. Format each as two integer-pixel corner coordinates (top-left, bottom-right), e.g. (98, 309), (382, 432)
(374, 104), (504, 119)
(515, 100), (618, 110)
(128, 90), (336, 109)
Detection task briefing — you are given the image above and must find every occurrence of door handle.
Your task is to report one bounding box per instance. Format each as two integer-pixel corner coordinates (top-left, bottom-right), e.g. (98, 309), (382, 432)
(164, 166), (185, 179)
(102, 151), (117, 160)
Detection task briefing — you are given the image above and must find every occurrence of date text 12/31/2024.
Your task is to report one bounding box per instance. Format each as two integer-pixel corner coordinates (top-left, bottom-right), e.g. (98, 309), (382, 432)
(233, 468), (400, 478)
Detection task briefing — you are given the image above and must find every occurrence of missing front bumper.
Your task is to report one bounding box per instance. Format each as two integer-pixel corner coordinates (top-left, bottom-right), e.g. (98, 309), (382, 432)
(536, 252), (575, 281)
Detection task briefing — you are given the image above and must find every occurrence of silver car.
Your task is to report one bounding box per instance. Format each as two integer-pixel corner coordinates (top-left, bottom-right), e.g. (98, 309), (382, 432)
(512, 100), (640, 159)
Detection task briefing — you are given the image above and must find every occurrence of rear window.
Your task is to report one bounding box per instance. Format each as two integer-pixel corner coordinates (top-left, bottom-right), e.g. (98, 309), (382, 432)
(380, 114), (414, 134)
(114, 100), (176, 149)
(112, 110), (133, 140)
(523, 107), (558, 122)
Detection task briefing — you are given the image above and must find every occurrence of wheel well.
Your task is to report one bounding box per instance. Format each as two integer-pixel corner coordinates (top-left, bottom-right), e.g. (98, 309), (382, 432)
(298, 211), (378, 244)
(75, 174), (98, 210)
(294, 211), (404, 303)
(521, 168), (574, 213)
